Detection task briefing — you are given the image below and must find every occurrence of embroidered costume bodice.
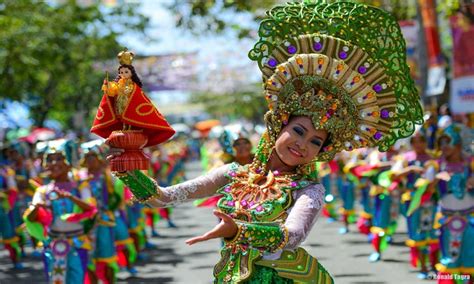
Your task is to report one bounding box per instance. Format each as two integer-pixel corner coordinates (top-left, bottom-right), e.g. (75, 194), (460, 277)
(33, 182), (86, 235)
(213, 163), (325, 282)
(146, 163), (325, 243)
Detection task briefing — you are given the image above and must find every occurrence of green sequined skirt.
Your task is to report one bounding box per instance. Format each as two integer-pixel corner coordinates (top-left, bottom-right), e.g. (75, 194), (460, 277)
(214, 266), (292, 284)
(244, 266), (293, 283)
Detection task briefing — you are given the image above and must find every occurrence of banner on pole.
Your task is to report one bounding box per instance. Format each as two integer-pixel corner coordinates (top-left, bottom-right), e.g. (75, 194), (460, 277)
(450, 14), (474, 114)
(419, 0), (446, 96)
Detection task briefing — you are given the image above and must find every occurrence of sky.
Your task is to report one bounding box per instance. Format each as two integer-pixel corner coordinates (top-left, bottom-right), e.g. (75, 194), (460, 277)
(119, 0), (257, 56)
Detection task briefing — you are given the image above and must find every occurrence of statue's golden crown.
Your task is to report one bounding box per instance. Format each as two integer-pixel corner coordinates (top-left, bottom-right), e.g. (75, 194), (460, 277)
(117, 48), (134, 65)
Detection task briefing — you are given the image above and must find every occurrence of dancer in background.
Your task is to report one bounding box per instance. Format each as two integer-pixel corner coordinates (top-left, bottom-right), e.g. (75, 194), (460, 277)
(23, 140), (97, 283)
(79, 141), (120, 284)
(401, 132), (439, 279)
(433, 125), (474, 283)
(113, 181), (138, 276)
(0, 165), (23, 269)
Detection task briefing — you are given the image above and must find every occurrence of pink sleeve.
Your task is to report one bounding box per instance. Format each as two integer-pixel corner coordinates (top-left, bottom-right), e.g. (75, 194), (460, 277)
(284, 183), (326, 250)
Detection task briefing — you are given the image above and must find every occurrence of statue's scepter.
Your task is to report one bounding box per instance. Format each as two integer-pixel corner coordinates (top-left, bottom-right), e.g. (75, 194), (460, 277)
(101, 71), (109, 95)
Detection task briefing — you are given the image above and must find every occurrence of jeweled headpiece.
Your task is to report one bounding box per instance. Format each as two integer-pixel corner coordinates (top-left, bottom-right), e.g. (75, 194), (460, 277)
(249, 1), (423, 163)
(117, 48), (134, 65)
(39, 139), (79, 166)
(438, 125), (462, 146)
(80, 139), (106, 165)
(218, 125), (251, 156)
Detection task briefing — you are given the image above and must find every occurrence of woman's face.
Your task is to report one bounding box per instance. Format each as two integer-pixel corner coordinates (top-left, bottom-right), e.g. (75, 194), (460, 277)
(84, 152), (103, 172)
(438, 136), (459, 158)
(119, 67), (132, 79)
(45, 153), (71, 180)
(274, 116), (328, 167)
(233, 138), (252, 158)
(411, 136), (427, 153)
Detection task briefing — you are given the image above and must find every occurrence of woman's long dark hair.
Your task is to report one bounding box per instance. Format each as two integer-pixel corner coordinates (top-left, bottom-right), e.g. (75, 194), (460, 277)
(115, 64), (143, 88)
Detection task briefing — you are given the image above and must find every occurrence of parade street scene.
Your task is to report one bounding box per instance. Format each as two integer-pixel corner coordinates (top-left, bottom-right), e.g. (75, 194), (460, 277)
(0, 1), (473, 284)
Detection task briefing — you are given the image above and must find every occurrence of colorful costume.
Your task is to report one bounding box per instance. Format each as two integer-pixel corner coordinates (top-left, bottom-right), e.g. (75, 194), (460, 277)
(112, 182), (137, 272)
(351, 160), (375, 235)
(84, 169), (120, 282)
(434, 126), (474, 281)
(337, 153), (359, 233)
(318, 162), (338, 221)
(24, 180), (96, 283)
(5, 143), (40, 258)
(23, 140), (97, 284)
(368, 153), (403, 262)
(113, 1), (422, 282)
(435, 159), (474, 280)
(0, 167), (23, 268)
(402, 151), (439, 275)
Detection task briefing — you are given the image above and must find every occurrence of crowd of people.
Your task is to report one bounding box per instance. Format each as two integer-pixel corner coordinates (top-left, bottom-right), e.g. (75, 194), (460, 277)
(0, 134), (189, 283)
(319, 118), (473, 281)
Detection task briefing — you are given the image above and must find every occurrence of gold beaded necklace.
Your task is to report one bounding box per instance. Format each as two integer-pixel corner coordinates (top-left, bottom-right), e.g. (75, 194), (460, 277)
(218, 164), (304, 222)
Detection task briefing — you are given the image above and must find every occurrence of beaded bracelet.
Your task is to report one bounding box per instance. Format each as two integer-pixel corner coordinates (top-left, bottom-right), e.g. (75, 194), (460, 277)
(114, 170), (161, 203)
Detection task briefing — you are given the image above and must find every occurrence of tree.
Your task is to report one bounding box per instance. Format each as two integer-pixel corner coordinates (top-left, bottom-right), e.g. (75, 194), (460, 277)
(0, 0), (149, 130)
(168, 0), (277, 38)
(168, 0), (420, 39)
(191, 84), (267, 123)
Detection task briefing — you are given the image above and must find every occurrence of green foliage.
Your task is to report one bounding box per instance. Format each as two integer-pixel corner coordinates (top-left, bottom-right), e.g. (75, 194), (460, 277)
(191, 85), (267, 122)
(436, 0), (461, 16)
(168, 0), (422, 38)
(352, 0), (418, 20)
(169, 0), (277, 38)
(0, 0), (149, 128)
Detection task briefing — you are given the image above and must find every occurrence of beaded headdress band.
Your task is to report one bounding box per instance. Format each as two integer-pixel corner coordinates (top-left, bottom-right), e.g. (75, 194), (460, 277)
(249, 1), (423, 164)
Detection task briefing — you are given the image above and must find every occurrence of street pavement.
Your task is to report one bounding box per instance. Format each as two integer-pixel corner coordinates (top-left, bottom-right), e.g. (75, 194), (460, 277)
(0, 161), (431, 283)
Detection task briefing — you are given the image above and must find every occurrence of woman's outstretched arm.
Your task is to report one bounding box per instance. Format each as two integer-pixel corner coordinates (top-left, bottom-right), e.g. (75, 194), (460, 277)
(116, 164), (231, 207)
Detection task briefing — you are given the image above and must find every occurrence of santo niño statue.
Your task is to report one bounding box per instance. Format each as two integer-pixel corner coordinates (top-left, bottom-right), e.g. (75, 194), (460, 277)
(91, 49), (175, 171)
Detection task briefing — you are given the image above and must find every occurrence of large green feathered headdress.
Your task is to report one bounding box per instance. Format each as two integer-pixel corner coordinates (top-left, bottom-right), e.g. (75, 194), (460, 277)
(249, 0), (423, 164)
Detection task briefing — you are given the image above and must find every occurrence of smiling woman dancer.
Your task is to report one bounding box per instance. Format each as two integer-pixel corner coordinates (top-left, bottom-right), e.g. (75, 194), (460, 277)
(108, 1), (422, 283)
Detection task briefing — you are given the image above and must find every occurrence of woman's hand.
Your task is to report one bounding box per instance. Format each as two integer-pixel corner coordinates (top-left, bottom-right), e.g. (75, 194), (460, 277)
(185, 210), (238, 246)
(53, 188), (72, 199)
(53, 188), (93, 211)
(436, 171), (451, 182)
(467, 177), (474, 190)
(106, 147), (125, 162)
(409, 165), (425, 174)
